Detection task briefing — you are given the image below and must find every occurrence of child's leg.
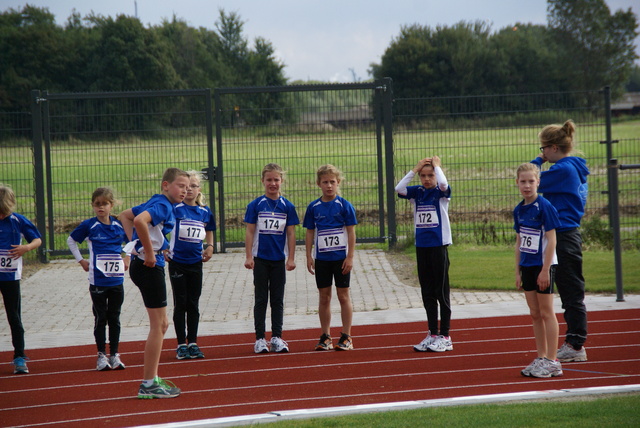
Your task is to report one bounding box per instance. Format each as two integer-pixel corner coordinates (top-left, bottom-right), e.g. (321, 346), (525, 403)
(0, 281), (25, 358)
(525, 290), (547, 358)
(184, 262), (203, 344)
(144, 307), (169, 380)
(268, 260), (286, 338)
(435, 247), (451, 336)
(537, 292), (559, 360)
(253, 258), (270, 339)
(89, 285), (108, 354)
(416, 247), (440, 335)
(336, 287), (353, 336)
(106, 285), (124, 354)
(169, 261), (188, 345)
(318, 287), (332, 335)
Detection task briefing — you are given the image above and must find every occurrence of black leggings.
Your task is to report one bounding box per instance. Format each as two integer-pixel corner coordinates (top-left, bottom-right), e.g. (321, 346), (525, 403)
(416, 246), (451, 336)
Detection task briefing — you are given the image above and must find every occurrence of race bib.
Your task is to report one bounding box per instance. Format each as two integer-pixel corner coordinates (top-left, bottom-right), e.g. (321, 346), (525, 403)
(415, 205), (439, 228)
(257, 212), (286, 235)
(96, 254), (125, 277)
(318, 228), (346, 253)
(178, 220), (206, 243)
(0, 249), (17, 273)
(519, 227), (541, 254)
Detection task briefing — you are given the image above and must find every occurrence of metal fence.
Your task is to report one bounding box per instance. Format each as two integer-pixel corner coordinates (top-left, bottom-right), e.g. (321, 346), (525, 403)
(392, 90), (640, 248)
(0, 84), (638, 285)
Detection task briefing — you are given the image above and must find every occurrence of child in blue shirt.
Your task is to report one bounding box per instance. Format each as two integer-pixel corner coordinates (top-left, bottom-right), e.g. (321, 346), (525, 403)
(168, 171), (215, 360)
(244, 164), (299, 354)
(120, 167), (189, 399)
(531, 119), (590, 363)
(68, 187), (129, 371)
(304, 165), (357, 351)
(395, 156), (453, 353)
(0, 184), (42, 375)
(514, 163), (563, 378)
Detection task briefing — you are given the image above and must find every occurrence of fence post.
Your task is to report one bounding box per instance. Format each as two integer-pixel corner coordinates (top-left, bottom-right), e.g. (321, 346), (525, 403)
(30, 90), (48, 263)
(381, 77), (396, 248)
(607, 159), (624, 302)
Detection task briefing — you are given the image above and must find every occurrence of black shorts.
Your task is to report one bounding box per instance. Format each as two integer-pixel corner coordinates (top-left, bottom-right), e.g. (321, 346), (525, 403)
(129, 257), (168, 308)
(520, 265), (556, 294)
(314, 259), (350, 289)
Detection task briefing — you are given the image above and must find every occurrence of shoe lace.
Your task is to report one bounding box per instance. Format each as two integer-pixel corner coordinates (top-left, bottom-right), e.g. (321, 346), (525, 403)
(155, 377), (177, 389)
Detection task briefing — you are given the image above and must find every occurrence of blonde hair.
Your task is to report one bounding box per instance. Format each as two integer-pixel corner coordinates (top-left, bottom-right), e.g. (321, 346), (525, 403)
(162, 167), (189, 184)
(261, 163), (286, 181)
(516, 163), (540, 179)
(539, 120), (576, 155)
(91, 187), (118, 206)
(186, 170), (205, 206)
(0, 184), (17, 217)
(316, 164), (343, 184)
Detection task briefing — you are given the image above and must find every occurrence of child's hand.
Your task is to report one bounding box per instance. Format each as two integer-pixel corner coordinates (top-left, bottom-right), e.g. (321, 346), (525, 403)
(79, 259), (90, 272)
(431, 155), (441, 168)
(8, 244), (29, 259)
(244, 257), (254, 270)
(341, 257), (353, 275)
(413, 158), (431, 173)
(537, 270), (550, 291)
(306, 258), (315, 275)
(286, 258), (296, 271)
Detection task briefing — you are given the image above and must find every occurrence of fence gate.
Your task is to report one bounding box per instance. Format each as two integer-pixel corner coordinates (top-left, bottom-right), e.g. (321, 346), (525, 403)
(30, 89), (214, 259)
(213, 79), (395, 252)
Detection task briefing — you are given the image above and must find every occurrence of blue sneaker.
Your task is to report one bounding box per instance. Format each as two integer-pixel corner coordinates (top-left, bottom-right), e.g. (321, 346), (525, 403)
(176, 344), (189, 360)
(13, 356), (29, 374)
(188, 343), (205, 359)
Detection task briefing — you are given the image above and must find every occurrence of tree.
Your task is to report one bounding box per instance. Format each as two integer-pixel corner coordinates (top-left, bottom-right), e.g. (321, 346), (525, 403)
(547, 0), (638, 97)
(0, 6), (66, 110)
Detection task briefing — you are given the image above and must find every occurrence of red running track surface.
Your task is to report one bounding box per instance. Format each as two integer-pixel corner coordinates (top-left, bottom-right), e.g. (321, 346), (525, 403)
(1, 309), (639, 427)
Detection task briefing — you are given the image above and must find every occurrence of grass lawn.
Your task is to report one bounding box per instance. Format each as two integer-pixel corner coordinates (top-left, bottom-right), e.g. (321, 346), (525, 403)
(393, 244), (640, 294)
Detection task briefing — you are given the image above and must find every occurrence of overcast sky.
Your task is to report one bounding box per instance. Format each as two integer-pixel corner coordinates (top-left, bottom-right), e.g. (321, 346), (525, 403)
(3, 0), (639, 82)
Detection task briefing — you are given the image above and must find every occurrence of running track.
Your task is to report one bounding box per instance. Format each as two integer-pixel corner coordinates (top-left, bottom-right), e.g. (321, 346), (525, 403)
(1, 309), (639, 427)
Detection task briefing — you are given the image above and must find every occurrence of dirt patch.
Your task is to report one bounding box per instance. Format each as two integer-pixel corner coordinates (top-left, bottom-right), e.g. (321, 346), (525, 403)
(386, 249), (419, 288)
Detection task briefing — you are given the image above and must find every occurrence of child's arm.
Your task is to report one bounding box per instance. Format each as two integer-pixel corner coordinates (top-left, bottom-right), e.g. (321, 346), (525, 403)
(431, 156), (449, 192)
(133, 211), (155, 268)
(341, 225), (356, 275)
(305, 228), (315, 275)
(119, 208), (135, 241)
(537, 229), (556, 291)
(9, 238), (41, 259)
(203, 230), (214, 262)
(244, 223), (256, 270)
(67, 235), (89, 272)
(285, 225), (296, 271)
(514, 234), (522, 290)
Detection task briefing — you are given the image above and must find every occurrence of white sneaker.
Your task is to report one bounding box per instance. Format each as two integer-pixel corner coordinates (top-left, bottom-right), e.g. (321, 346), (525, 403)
(557, 342), (587, 362)
(530, 358), (563, 378)
(413, 333), (436, 352)
(96, 352), (112, 371)
(270, 337), (289, 353)
(109, 353), (125, 370)
(254, 338), (270, 354)
(427, 335), (453, 352)
(521, 357), (543, 377)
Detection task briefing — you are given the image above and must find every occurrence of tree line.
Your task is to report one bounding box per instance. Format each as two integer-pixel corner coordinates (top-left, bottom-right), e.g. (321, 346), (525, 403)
(0, 1), (638, 117)
(371, 0), (638, 101)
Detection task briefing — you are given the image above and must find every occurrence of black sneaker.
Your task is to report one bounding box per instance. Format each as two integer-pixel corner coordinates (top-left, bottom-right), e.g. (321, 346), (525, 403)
(188, 343), (205, 359)
(315, 333), (333, 351)
(336, 332), (354, 350)
(138, 377), (181, 399)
